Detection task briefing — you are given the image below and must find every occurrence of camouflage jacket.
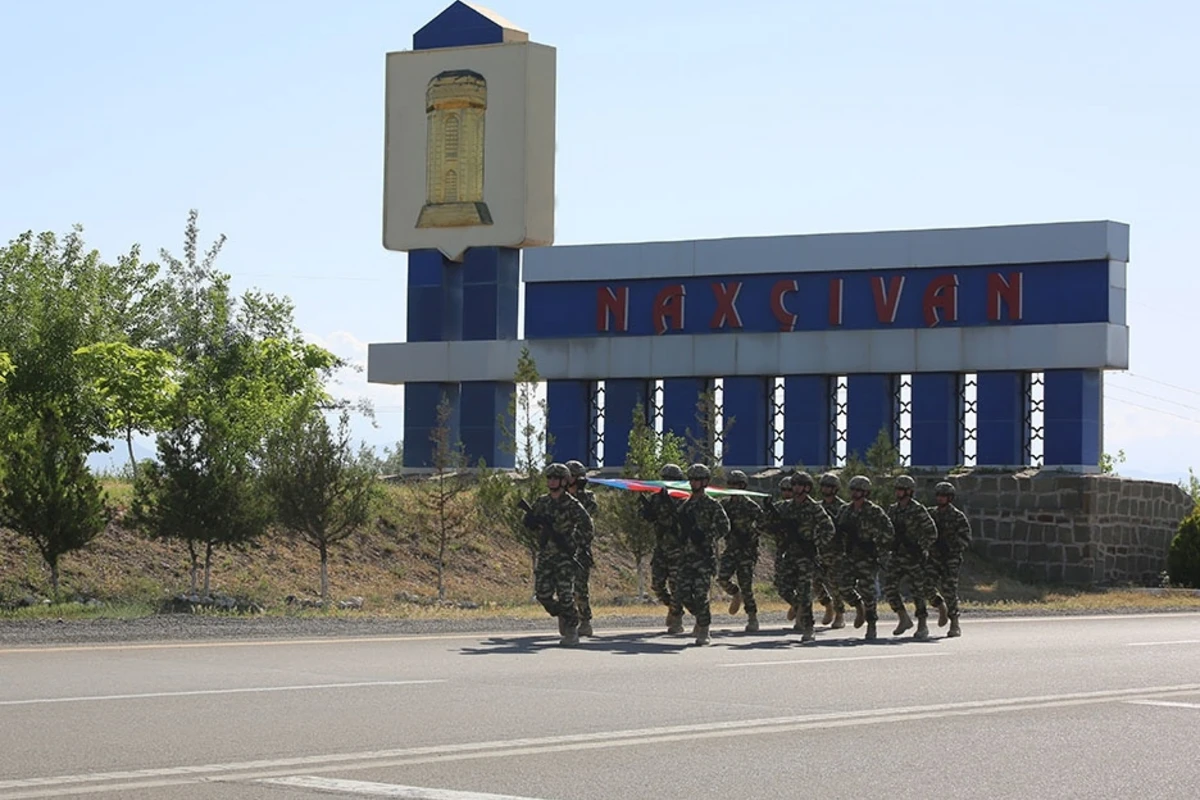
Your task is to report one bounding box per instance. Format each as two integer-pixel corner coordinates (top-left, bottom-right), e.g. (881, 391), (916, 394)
(677, 491), (731, 564)
(525, 492), (593, 558)
(820, 496), (848, 525)
(774, 495), (835, 559)
(569, 487), (599, 545)
(932, 502), (972, 558)
(642, 489), (685, 552)
(719, 494), (763, 550)
(886, 499), (938, 558)
(836, 499), (894, 559)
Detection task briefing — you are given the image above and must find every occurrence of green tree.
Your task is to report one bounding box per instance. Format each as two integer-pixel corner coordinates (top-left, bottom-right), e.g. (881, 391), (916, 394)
(0, 408), (112, 598)
(130, 415), (274, 595)
(479, 346), (553, 584)
(74, 342), (179, 479)
(414, 393), (476, 601)
(1099, 449), (1127, 475)
(609, 402), (687, 597)
(840, 427), (903, 506)
(1167, 510), (1200, 588)
(262, 408), (379, 600)
(685, 386), (734, 474)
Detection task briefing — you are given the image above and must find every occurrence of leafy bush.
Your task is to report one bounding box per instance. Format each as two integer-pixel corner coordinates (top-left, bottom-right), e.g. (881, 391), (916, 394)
(1167, 510), (1200, 588)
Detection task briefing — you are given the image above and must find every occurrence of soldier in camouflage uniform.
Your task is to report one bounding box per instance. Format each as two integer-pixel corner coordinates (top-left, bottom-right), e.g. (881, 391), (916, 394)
(716, 469), (764, 632)
(884, 474), (941, 641)
(643, 463), (687, 634)
(928, 480), (971, 638)
(565, 460), (598, 637)
(817, 472), (849, 629)
(765, 476), (796, 625)
(768, 471), (835, 642)
(675, 463), (731, 645)
(835, 475), (894, 641)
(522, 462), (594, 647)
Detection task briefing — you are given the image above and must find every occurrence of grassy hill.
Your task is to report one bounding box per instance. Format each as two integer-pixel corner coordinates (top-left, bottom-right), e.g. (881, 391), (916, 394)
(2, 479), (1198, 620)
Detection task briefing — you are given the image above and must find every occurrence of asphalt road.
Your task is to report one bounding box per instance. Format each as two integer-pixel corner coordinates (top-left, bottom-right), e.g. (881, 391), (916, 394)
(2, 612), (1199, 799)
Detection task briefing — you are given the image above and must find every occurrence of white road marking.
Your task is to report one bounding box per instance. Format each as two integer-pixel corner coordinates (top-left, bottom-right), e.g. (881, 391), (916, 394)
(3, 611), (1198, 654)
(0, 680), (444, 707)
(720, 652), (946, 668)
(3, 683), (1199, 798)
(259, 776), (547, 798)
(1126, 700), (1200, 710)
(1126, 639), (1200, 647)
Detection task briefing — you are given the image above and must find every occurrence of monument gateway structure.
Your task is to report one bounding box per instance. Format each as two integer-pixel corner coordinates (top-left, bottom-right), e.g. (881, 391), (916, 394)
(370, 2), (1191, 585)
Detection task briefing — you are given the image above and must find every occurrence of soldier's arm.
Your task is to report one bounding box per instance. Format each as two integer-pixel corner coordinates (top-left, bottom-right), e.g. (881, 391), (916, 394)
(713, 501), (731, 542)
(873, 505), (895, 548)
(953, 509), (973, 549)
(814, 506), (835, 549)
(917, 508), (938, 552)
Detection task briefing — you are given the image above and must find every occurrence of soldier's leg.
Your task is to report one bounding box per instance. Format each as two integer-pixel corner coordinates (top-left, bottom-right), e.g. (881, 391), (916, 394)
(555, 561), (580, 646)
(825, 555), (846, 627)
(575, 562), (593, 636)
(717, 545), (741, 614)
(838, 560), (866, 629)
(651, 548), (671, 607)
(862, 564), (880, 640)
(797, 564), (816, 641)
(882, 558), (914, 635)
(694, 569), (714, 643)
(534, 560), (562, 619)
(945, 554), (963, 636)
(736, 553), (760, 631)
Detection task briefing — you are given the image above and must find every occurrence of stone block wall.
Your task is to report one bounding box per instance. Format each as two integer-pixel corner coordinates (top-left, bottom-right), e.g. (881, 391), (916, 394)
(734, 468), (1193, 586)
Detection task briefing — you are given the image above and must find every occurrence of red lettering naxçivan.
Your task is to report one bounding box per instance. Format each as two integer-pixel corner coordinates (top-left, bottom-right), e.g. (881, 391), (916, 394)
(593, 272), (1024, 333)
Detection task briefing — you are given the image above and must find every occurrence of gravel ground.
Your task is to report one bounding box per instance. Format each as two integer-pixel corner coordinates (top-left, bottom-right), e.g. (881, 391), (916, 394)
(4, 604), (1200, 647)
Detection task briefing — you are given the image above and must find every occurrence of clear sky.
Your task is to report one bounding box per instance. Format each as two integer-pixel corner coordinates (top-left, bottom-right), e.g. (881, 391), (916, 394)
(2, 0), (1197, 482)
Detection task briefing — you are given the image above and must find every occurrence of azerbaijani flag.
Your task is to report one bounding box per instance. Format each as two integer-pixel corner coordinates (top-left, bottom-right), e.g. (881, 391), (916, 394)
(587, 477), (769, 499)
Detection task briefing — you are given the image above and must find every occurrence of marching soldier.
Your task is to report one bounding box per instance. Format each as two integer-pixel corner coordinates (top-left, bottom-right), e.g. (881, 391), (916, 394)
(884, 474), (941, 641)
(643, 463), (687, 634)
(564, 460), (598, 637)
(675, 463), (730, 645)
(836, 475), (894, 641)
(521, 463), (593, 647)
(766, 476), (797, 627)
(817, 472), (848, 629)
(717, 469), (764, 632)
(929, 480), (971, 638)
(769, 471), (835, 642)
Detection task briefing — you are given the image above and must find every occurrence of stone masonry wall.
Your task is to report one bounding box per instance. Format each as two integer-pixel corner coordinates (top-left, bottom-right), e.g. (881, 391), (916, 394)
(736, 469), (1194, 587)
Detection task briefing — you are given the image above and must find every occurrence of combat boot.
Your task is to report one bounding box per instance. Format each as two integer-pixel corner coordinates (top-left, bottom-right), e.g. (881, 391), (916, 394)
(694, 624), (711, 645)
(728, 591), (742, 616)
(820, 602), (834, 626)
(934, 597), (948, 627)
(578, 618), (594, 637)
(865, 620), (877, 641)
(666, 612), (684, 635)
(800, 624), (815, 643)
(947, 617), (961, 638)
(893, 606), (914, 636)
(786, 603), (798, 621)
(914, 617), (929, 640)
(853, 600), (865, 629)
(560, 624), (579, 647)
(744, 612), (759, 633)
(831, 608), (846, 629)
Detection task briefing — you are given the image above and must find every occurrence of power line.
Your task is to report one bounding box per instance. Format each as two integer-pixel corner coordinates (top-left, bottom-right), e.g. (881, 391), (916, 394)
(1107, 396), (1200, 427)
(1117, 371), (1200, 399)
(1107, 384), (1200, 413)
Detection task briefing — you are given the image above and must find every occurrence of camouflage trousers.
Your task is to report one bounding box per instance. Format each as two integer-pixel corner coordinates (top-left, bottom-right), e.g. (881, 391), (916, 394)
(777, 553), (819, 628)
(927, 551), (963, 620)
(717, 543), (759, 615)
(535, 551), (578, 628)
(651, 543), (684, 617)
(575, 551), (592, 622)
(772, 542), (794, 603)
(677, 556), (716, 627)
(883, 549), (938, 619)
(839, 550), (882, 623)
(814, 550), (845, 613)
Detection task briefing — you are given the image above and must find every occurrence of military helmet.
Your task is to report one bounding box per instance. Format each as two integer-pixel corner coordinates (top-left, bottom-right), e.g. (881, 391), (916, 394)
(545, 462), (571, 479)
(934, 481), (957, 497)
(660, 463), (685, 480)
(895, 474), (916, 490)
(848, 475), (872, 491)
(687, 463), (711, 480)
(727, 469), (748, 486)
(819, 472), (840, 488)
(792, 471), (814, 487)
(779, 476), (793, 491)
(564, 459), (587, 478)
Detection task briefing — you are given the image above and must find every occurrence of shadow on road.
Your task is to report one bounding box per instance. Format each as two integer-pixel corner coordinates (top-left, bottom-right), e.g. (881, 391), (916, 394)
(459, 631), (726, 656)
